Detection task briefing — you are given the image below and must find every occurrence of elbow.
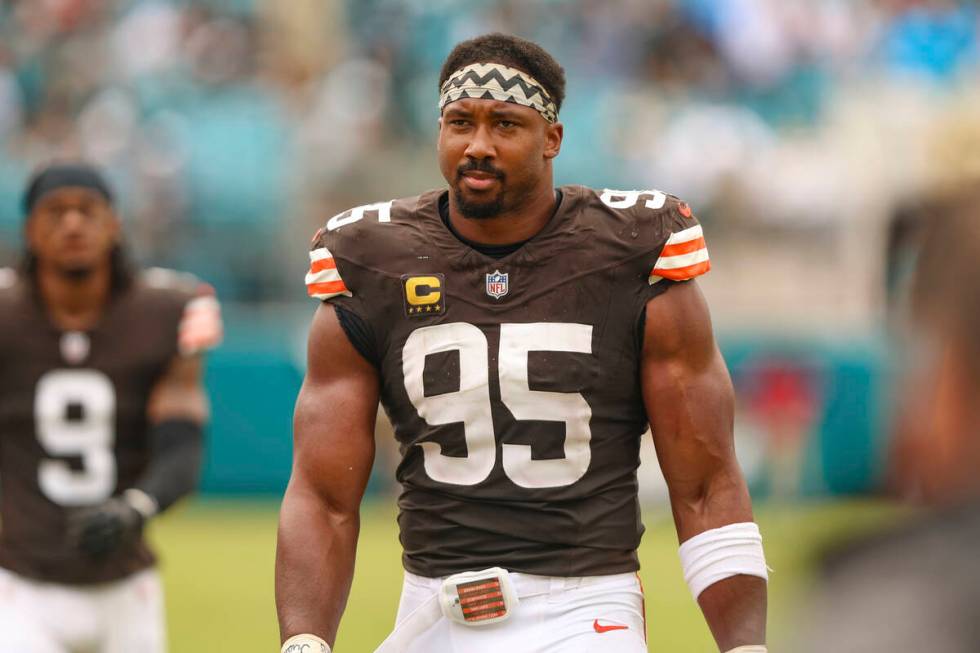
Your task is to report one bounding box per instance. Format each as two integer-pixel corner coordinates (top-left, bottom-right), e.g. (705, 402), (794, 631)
(282, 475), (362, 534)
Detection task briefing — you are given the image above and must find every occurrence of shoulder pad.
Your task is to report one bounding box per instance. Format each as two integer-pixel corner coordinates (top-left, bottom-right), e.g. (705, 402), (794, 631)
(322, 199), (397, 233)
(140, 267), (222, 354)
(590, 187), (710, 284)
(644, 193), (709, 284)
(304, 195), (420, 301)
(596, 188), (672, 215)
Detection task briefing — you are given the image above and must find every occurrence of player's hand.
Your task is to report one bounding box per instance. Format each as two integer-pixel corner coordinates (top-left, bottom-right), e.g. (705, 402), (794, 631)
(67, 497), (145, 557)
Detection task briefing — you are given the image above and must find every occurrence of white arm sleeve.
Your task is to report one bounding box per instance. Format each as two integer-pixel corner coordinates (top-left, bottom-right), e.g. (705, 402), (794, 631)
(678, 521), (769, 600)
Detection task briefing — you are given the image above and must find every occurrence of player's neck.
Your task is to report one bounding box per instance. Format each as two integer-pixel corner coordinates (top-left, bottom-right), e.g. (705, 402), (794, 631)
(36, 263), (112, 331)
(448, 181), (558, 246)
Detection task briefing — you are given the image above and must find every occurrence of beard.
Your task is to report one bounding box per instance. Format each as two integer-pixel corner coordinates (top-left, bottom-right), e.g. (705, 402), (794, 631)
(58, 265), (96, 281)
(452, 186), (506, 220)
(453, 160), (508, 220)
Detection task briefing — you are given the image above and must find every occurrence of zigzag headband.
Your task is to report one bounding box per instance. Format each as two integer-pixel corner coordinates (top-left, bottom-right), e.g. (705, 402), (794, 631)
(439, 62), (558, 124)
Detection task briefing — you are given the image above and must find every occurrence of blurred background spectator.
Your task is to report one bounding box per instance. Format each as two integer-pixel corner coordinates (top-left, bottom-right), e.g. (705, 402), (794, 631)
(800, 187), (980, 653)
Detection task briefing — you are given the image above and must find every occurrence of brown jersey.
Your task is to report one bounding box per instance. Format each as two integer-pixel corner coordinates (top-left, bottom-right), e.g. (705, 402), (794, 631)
(0, 267), (205, 584)
(305, 185), (711, 578)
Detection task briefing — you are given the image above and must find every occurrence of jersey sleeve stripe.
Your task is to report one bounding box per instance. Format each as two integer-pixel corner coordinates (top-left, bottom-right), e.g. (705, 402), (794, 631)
(650, 260), (711, 283)
(307, 280), (350, 299)
(305, 266), (342, 285)
(305, 246), (351, 299)
(660, 236), (706, 258)
(654, 248), (709, 271)
(310, 257), (338, 274)
(310, 247), (335, 262)
(650, 228), (711, 282)
(664, 224), (703, 245)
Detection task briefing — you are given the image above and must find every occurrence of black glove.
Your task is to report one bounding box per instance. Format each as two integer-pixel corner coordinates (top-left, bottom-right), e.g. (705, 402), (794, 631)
(68, 496), (145, 557)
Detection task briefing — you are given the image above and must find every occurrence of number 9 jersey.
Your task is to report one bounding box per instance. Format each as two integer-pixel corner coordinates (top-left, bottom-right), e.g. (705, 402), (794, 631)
(0, 267), (219, 584)
(306, 186), (710, 578)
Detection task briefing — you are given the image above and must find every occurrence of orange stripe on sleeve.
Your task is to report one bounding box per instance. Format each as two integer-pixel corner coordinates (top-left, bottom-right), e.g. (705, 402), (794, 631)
(306, 280), (349, 296)
(660, 237), (706, 258)
(653, 260), (711, 281)
(310, 257), (338, 274)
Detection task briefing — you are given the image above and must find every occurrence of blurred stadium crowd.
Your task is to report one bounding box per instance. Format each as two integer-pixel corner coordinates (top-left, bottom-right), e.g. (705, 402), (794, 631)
(1, 0), (978, 314)
(1, 0), (977, 500)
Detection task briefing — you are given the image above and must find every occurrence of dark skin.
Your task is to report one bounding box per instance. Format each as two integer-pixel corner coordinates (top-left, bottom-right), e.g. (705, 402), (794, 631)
(26, 187), (120, 330)
(276, 306), (379, 646)
(643, 281), (767, 650)
(24, 187), (209, 423)
(276, 98), (766, 650)
(438, 99), (562, 244)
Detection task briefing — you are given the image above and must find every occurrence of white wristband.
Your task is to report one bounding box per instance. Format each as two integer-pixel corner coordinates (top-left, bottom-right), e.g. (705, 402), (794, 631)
(281, 634), (331, 653)
(678, 522), (768, 600)
(123, 488), (159, 520)
(725, 647), (767, 653)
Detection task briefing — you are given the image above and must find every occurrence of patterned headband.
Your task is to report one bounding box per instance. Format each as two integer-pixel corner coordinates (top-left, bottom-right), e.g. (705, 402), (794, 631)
(439, 62), (558, 124)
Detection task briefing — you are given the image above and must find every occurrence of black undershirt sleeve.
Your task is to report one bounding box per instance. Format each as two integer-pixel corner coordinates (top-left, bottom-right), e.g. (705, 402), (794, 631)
(635, 279), (680, 353)
(334, 304), (380, 368)
(134, 419), (203, 513)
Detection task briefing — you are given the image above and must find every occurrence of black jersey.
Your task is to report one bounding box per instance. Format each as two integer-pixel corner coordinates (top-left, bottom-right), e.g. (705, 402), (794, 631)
(0, 267), (213, 584)
(305, 186), (710, 577)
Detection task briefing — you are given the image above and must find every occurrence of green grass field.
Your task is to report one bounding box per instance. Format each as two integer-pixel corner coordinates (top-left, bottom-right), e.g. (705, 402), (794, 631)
(151, 498), (901, 652)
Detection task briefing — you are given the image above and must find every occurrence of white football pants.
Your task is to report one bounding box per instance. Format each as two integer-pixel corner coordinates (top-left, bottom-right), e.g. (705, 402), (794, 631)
(375, 570), (648, 653)
(0, 566), (166, 653)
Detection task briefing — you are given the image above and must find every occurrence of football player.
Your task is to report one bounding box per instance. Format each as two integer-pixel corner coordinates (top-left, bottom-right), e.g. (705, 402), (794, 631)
(0, 162), (222, 652)
(277, 34), (767, 653)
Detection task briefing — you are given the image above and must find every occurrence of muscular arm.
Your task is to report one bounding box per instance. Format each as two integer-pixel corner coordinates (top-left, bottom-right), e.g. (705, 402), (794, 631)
(276, 304), (380, 646)
(641, 281), (767, 651)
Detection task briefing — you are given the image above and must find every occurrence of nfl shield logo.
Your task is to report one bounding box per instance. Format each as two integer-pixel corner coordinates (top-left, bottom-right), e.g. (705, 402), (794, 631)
(60, 331), (90, 365)
(485, 270), (509, 299)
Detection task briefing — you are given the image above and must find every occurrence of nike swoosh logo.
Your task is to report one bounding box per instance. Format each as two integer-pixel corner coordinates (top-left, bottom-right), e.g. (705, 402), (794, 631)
(593, 619), (629, 633)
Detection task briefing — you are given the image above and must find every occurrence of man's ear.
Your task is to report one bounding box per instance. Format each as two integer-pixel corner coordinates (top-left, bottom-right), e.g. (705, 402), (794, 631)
(543, 122), (563, 160)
